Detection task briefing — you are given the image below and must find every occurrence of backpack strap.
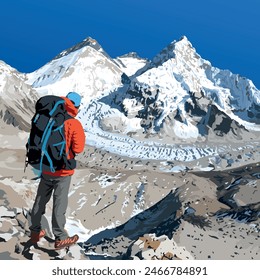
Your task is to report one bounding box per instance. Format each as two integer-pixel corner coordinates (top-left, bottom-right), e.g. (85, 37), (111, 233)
(40, 119), (56, 173)
(53, 124), (66, 157)
(49, 100), (65, 116)
(39, 99), (66, 174)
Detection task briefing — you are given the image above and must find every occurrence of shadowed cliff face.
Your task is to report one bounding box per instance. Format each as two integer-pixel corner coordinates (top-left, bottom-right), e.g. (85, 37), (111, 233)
(113, 84), (254, 141)
(83, 190), (181, 244)
(78, 163), (260, 260)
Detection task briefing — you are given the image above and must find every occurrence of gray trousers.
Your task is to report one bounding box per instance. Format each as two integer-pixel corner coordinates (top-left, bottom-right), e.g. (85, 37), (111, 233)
(30, 173), (72, 240)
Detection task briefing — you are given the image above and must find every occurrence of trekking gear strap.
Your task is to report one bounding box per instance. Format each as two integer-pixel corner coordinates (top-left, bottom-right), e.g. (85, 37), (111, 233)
(40, 119), (56, 173)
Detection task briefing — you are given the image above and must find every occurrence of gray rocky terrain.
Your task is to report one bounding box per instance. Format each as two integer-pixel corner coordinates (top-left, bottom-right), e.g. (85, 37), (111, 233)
(0, 130), (259, 260)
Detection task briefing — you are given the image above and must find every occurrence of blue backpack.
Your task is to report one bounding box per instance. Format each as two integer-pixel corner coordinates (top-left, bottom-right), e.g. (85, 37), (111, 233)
(25, 95), (76, 174)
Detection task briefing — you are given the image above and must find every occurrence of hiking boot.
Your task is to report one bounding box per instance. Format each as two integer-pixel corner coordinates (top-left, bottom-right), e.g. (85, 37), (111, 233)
(54, 234), (79, 249)
(30, 229), (46, 244)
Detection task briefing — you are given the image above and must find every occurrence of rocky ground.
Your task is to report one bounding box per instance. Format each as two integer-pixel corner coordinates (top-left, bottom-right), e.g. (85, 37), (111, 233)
(0, 131), (259, 260)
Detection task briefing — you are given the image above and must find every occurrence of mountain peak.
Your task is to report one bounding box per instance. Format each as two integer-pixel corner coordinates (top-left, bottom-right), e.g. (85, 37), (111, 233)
(167, 35), (193, 52)
(178, 35), (190, 43)
(165, 35), (191, 49)
(118, 52), (143, 59)
(152, 35), (194, 66)
(53, 37), (108, 60)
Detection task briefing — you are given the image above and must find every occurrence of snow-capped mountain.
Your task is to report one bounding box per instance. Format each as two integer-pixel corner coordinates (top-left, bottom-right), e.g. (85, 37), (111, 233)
(1, 35), (259, 166)
(68, 36), (259, 164)
(26, 37), (130, 104)
(135, 36), (260, 128)
(0, 61), (38, 131)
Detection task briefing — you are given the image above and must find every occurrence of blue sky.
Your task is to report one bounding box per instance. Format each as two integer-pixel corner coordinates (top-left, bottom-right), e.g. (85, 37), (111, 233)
(1, 0), (260, 88)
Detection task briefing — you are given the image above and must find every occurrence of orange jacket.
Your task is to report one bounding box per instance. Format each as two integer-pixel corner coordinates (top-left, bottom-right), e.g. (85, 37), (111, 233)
(43, 97), (85, 177)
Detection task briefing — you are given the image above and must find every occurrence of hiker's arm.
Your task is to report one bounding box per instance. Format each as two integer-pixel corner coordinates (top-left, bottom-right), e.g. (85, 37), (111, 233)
(71, 120), (86, 154)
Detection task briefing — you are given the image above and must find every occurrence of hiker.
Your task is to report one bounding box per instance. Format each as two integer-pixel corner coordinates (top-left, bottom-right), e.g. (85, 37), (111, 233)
(29, 92), (85, 249)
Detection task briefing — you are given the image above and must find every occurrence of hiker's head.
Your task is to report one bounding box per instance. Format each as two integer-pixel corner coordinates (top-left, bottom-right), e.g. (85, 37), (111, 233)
(66, 92), (81, 108)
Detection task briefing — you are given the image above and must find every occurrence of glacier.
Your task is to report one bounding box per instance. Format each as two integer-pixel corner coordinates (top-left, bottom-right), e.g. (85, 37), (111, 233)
(1, 35), (259, 170)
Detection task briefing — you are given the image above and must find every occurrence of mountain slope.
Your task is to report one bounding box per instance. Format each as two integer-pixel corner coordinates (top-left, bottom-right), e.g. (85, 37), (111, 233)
(0, 61), (38, 131)
(26, 37), (126, 104)
(135, 36), (260, 127)
(114, 52), (150, 77)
